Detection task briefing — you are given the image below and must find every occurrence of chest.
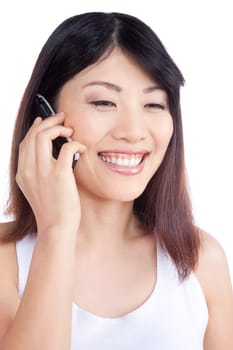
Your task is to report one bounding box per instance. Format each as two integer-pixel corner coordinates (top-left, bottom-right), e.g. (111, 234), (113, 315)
(73, 244), (157, 318)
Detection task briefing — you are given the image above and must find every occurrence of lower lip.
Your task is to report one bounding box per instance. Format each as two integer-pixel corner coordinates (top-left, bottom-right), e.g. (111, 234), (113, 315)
(100, 158), (145, 175)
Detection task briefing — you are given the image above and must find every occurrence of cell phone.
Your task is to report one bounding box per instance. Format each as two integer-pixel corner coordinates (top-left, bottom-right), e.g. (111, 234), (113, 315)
(34, 94), (79, 168)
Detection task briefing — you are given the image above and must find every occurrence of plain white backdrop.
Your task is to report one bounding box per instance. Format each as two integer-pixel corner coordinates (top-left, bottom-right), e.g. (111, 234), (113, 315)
(0, 0), (232, 278)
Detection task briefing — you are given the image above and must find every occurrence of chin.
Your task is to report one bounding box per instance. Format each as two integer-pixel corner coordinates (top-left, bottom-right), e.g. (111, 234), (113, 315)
(102, 186), (146, 202)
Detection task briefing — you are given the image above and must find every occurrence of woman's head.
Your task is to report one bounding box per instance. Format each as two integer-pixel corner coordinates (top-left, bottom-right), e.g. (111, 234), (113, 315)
(56, 48), (174, 202)
(13, 11), (184, 206)
(5, 12), (199, 280)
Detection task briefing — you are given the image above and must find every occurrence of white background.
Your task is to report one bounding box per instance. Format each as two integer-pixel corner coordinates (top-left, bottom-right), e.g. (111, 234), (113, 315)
(0, 0), (232, 278)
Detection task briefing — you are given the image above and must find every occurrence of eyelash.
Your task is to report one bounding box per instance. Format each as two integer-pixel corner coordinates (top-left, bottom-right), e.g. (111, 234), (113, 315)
(90, 100), (166, 110)
(145, 103), (166, 110)
(90, 100), (116, 107)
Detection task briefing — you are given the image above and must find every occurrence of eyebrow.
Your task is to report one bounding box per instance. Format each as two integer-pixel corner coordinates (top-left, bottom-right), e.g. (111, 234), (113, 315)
(82, 81), (165, 94)
(82, 81), (122, 92)
(143, 85), (166, 93)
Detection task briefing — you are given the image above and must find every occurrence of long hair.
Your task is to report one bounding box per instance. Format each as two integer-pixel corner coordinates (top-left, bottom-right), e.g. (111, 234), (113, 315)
(3, 12), (199, 280)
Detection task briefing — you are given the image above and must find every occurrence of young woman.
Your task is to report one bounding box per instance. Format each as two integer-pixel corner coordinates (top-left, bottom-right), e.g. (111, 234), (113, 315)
(0, 12), (232, 350)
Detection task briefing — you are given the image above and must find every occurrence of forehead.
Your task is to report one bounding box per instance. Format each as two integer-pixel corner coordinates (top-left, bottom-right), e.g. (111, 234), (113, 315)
(70, 48), (159, 88)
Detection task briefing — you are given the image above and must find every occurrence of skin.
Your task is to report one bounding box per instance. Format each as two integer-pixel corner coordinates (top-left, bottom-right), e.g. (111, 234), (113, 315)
(0, 49), (232, 349)
(57, 48), (173, 247)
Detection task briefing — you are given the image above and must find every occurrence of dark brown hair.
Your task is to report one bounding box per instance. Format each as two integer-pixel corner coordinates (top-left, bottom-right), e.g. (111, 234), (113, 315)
(3, 12), (199, 280)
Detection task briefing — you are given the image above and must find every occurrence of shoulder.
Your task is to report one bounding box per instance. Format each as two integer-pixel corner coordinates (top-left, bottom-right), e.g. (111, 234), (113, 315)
(195, 229), (232, 301)
(0, 222), (20, 341)
(0, 222), (18, 287)
(195, 229), (233, 349)
(195, 229), (231, 294)
(197, 229), (228, 269)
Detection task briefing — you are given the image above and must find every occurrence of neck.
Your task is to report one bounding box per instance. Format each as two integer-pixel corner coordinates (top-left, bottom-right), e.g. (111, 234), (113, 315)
(77, 192), (144, 251)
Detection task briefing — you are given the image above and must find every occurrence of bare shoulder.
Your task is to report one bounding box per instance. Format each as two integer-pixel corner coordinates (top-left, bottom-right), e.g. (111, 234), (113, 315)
(0, 222), (20, 340)
(195, 229), (232, 300)
(0, 221), (19, 292)
(198, 228), (227, 261)
(195, 229), (233, 349)
(195, 229), (232, 293)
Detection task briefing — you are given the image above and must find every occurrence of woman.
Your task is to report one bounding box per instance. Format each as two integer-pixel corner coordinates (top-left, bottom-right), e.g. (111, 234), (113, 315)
(0, 12), (232, 350)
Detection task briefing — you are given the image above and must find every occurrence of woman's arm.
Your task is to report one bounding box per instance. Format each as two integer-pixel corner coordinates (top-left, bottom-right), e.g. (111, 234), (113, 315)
(0, 114), (86, 349)
(0, 226), (77, 350)
(195, 230), (233, 349)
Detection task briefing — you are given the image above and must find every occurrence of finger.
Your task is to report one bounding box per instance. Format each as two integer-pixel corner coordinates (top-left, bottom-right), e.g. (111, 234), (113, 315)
(19, 116), (42, 153)
(17, 115), (68, 182)
(17, 127), (39, 176)
(35, 125), (74, 168)
(33, 116), (43, 125)
(56, 141), (86, 169)
(29, 112), (66, 137)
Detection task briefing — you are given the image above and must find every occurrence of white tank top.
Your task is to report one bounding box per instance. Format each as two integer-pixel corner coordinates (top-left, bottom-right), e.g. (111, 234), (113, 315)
(16, 234), (208, 350)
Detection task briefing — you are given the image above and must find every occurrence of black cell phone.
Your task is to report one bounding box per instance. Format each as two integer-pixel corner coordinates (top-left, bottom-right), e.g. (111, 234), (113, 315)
(34, 94), (56, 117)
(33, 94), (79, 168)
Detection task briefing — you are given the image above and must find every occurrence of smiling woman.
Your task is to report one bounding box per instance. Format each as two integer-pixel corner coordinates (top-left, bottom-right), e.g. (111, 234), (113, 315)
(0, 11), (232, 350)
(56, 49), (173, 197)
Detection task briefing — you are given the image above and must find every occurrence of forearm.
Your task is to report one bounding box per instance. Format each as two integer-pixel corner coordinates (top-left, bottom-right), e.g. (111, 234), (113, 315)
(2, 227), (77, 350)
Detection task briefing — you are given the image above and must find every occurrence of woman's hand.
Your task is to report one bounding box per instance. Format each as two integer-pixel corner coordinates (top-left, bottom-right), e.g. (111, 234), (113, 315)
(16, 113), (86, 235)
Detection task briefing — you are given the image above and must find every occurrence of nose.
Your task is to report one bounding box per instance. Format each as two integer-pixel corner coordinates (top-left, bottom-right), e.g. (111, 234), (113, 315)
(111, 106), (147, 143)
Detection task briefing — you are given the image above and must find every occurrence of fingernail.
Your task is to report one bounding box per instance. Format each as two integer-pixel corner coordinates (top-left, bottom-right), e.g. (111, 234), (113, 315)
(34, 117), (42, 124)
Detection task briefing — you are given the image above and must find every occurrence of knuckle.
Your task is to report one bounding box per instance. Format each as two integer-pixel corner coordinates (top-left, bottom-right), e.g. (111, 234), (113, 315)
(55, 125), (63, 136)
(36, 131), (46, 143)
(15, 172), (21, 185)
(19, 139), (26, 149)
(17, 166), (34, 180)
(59, 125), (68, 135)
(16, 171), (32, 186)
(18, 143), (23, 152)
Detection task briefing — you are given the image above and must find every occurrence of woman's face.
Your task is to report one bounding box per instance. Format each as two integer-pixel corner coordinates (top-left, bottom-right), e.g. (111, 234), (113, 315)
(57, 49), (173, 202)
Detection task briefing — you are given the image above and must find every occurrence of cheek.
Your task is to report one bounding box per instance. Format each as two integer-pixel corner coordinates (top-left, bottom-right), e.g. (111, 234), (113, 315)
(153, 116), (174, 147)
(66, 113), (107, 147)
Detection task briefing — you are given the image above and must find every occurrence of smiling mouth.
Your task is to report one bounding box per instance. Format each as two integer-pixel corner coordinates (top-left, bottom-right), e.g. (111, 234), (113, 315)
(98, 152), (146, 168)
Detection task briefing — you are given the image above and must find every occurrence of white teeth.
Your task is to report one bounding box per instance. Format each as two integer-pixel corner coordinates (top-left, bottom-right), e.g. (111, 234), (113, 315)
(130, 159), (135, 166)
(98, 154), (143, 167)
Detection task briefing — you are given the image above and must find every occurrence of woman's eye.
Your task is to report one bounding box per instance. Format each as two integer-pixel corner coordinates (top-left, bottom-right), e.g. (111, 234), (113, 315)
(90, 100), (116, 108)
(145, 103), (166, 110)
